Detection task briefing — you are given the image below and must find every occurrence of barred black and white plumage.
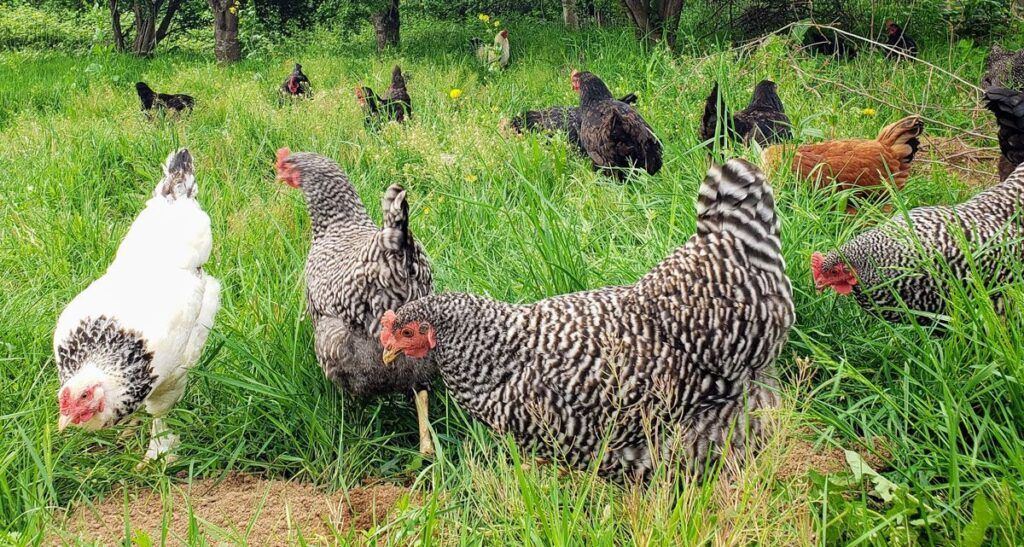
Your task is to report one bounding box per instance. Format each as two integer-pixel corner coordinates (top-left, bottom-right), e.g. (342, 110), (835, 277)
(275, 148), (437, 454)
(812, 162), (1024, 324)
(509, 92), (638, 154)
(381, 159), (793, 481)
(985, 87), (1024, 182)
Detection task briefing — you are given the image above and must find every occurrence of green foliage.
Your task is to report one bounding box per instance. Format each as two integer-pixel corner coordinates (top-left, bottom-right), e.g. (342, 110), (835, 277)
(0, 3), (98, 51)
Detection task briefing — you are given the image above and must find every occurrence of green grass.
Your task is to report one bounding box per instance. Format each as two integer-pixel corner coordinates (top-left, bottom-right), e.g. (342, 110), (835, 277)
(2, 16), (1024, 545)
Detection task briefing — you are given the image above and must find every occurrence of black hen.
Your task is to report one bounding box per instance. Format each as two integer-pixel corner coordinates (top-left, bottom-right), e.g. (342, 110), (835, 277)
(573, 71), (661, 180)
(803, 27), (857, 59)
(985, 88), (1024, 182)
(883, 21), (917, 59)
(699, 80), (791, 149)
(135, 82), (194, 116)
(280, 63), (312, 99)
(510, 92), (638, 154)
(356, 65), (412, 128)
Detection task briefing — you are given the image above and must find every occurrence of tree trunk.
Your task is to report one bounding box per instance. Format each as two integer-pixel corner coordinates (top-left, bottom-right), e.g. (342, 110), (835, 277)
(657, 0), (684, 49)
(110, 0), (126, 51)
(371, 0), (400, 51)
(620, 0), (684, 48)
(129, 0), (182, 57)
(621, 0), (654, 42)
(209, 0), (241, 63)
(562, 0), (580, 28)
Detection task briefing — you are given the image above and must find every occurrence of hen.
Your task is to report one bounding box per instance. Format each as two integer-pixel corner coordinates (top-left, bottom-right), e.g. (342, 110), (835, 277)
(985, 87), (1024, 182)
(883, 21), (917, 59)
(54, 149), (220, 466)
(803, 27), (857, 59)
(275, 149), (436, 455)
(574, 71), (662, 180)
(699, 80), (792, 149)
(135, 82), (194, 116)
(280, 63), (312, 99)
(812, 160), (1024, 324)
(762, 116), (923, 193)
(471, 30), (510, 70)
(982, 46), (1024, 91)
(355, 65), (412, 127)
(381, 159), (794, 481)
(508, 92), (638, 154)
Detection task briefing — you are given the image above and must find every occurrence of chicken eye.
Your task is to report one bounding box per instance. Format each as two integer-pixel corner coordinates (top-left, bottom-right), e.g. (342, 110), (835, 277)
(402, 328), (414, 338)
(80, 393), (88, 400)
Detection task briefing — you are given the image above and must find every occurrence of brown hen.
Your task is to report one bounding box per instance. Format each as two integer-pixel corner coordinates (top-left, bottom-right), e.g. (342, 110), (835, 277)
(762, 116), (923, 193)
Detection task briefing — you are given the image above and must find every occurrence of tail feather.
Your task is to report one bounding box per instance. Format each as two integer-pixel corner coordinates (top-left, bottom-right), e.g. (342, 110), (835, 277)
(876, 115), (923, 164)
(696, 159), (782, 276)
(699, 83), (730, 146)
(381, 184), (412, 253)
(619, 92), (639, 105)
(985, 87), (1024, 180)
(154, 148), (196, 200)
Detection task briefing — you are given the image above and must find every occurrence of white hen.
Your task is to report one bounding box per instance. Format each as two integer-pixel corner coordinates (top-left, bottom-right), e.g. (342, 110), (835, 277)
(53, 149), (220, 465)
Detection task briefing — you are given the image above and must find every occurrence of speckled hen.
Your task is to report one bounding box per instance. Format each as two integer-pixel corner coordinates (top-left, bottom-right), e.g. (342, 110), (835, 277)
(275, 149), (436, 454)
(812, 106), (1024, 323)
(381, 159), (794, 481)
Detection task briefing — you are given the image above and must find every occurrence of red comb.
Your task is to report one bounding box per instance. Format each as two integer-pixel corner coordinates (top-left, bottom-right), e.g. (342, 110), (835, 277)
(380, 310), (397, 346)
(275, 148), (300, 188)
(810, 252), (824, 279)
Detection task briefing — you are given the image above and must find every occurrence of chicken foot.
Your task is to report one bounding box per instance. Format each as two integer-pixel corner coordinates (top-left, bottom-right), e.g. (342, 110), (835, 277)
(135, 417), (179, 470)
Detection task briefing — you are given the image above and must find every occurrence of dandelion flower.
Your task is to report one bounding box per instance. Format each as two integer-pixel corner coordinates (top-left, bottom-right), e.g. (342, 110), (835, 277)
(229, 5), (237, 14)
(479, 14), (490, 22)
(423, 207), (432, 215)
(861, 107), (877, 117)
(465, 174), (478, 183)
(494, 20), (501, 27)
(449, 88), (463, 100)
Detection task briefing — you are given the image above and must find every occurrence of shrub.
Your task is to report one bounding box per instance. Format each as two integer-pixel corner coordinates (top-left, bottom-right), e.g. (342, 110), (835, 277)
(0, 3), (96, 51)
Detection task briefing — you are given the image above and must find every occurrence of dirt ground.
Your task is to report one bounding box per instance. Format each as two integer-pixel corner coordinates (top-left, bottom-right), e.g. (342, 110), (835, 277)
(54, 473), (411, 545)
(920, 134), (1000, 187)
(777, 432), (892, 482)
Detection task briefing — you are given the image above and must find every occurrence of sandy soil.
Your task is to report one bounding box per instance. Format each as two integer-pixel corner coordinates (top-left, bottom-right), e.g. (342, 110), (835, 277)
(54, 473), (410, 545)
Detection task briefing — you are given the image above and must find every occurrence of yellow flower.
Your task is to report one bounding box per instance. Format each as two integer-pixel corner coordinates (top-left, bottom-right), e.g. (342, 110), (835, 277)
(861, 107), (877, 117)
(423, 207), (432, 215)
(229, 5), (237, 14)
(449, 88), (463, 100)
(479, 14), (490, 22)
(494, 20), (501, 27)
(465, 174), (478, 183)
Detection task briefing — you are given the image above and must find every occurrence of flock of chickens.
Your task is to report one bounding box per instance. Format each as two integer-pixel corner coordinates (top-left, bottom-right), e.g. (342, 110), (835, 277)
(55, 27), (1024, 483)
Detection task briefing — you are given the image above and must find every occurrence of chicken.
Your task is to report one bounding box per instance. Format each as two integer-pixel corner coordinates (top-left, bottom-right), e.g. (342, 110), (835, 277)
(762, 116), (923, 193)
(812, 161), (1024, 324)
(982, 45), (1024, 91)
(699, 80), (792, 149)
(985, 87), (1024, 182)
(381, 159), (794, 481)
(274, 149), (436, 455)
(54, 149), (220, 466)
(355, 65), (412, 127)
(508, 92), (638, 154)
(135, 82), (194, 116)
(883, 21), (917, 59)
(803, 27), (857, 59)
(280, 63), (312, 99)
(471, 30), (510, 70)
(573, 71), (662, 180)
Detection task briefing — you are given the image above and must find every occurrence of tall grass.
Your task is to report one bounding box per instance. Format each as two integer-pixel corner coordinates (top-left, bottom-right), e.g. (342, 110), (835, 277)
(1, 17), (1023, 544)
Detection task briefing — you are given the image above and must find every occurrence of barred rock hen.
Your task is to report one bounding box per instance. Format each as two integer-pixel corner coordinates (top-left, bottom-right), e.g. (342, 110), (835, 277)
(982, 45), (1024, 90)
(574, 71), (662, 180)
(54, 149), (220, 466)
(355, 65), (412, 127)
(135, 82), (194, 116)
(699, 80), (791, 149)
(812, 105), (1024, 324)
(883, 21), (917, 59)
(803, 27), (857, 59)
(509, 92), (638, 154)
(762, 116), (923, 194)
(275, 149), (436, 455)
(280, 63), (312, 99)
(381, 159), (794, 481)
(986, 88), (1024, 182)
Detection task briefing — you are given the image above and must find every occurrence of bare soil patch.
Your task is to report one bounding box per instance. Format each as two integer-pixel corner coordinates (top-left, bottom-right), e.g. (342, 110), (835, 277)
(920, 135), (999, 187)
(777, 431), (892, 482)
(54, 473), (410, 545)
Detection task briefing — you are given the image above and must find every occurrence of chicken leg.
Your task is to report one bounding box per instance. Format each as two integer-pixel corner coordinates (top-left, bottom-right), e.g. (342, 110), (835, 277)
(416, 390), (434, 455)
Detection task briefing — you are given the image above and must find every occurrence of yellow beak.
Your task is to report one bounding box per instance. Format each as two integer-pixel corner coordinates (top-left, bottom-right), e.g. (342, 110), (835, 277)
(382, 347), (400, 365)
(58, 414), (72, 433)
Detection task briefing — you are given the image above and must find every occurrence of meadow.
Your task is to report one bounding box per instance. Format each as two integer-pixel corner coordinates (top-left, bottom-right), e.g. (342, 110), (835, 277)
(1, 14), (1023, 545)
